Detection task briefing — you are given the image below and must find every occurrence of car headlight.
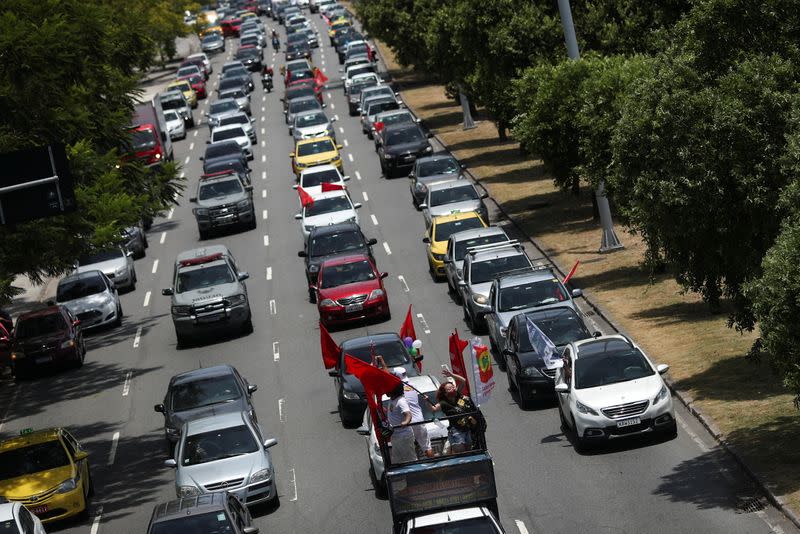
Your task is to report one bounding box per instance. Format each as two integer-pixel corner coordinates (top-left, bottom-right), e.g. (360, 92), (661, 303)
(576, 400), (599, 416)
(319, 298), (336, 307)
(236, 199), (251, 210)
(194, 208), (209, 217)
(522, 366), (543, 378)
(653, 385), (669, 404)
(250, 468), (272, 484)
(304, 224), (315, 232)
(56, 477), (79, 493)
(342, 391), (360, 400)
(432, 253), (445, 261)
(309, 264), (320, 273)
(472, 294), (488, 305)
(172, 305), (192, 316)
(60, 339), (76, 349)
(368, 289), (385, 301)
(384, 153), (394, 160)
(229, 294), (247, 306)
(178, 485), (201, 498)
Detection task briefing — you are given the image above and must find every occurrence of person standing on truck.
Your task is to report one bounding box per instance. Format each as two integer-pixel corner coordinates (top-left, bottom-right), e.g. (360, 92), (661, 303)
(392, 367), (434, 458)
(435, 369), (477, 453)
(387, 382), (417, 464)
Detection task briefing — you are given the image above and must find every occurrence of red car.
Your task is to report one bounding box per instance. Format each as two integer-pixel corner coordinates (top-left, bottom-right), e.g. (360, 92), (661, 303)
(315, 254), (390, 327)
(179, 74), (207, 99)
(11, 306), (86, 377)
(220, 18), (243, 38)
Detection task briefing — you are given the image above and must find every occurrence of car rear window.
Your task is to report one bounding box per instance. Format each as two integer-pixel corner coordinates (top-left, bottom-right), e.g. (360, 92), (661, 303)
(170, 374), (241, 412)
(199, 178), (243, 200)
(309, 230), (365, 257)
(150, 511), (234, 534)
(321, 259), (375, 288)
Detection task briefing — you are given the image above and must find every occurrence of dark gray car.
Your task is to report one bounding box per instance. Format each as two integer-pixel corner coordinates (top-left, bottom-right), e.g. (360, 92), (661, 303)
(408, 153), (464, 207)
(190, 170), (256, 239)
(147, 492), (258, 534)
(154, 364), (258, 449)
(378, 123), (433, 178)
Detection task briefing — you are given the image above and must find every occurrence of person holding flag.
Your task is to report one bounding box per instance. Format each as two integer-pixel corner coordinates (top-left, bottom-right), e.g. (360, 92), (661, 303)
(313, 67), (329, 89)
(434, 368), (477, 453)
(386, 382), (416, 463)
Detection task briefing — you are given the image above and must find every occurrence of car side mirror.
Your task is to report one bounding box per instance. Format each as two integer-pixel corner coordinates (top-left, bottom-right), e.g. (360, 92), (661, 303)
(0, 336), (8, 343)
(343, 175), (350, 181)
(422, 236), (430, 244)
(331, 117), (338, 122)
(443, 259), (452, 264)
(74, 450), (89, 462)
(380, 272), (388, 279)
(263, 438), (278, 449)
(480, 192), (489, 199)
(328, 370), (340, 377)
(125, 250), (134, 257)
(657, 364), (670, 375)
(205, 140), (211, 144)
(356, 426), (369, 436)
(294, 213), (302, 220)
(461, 163), (467, 169)
(571, 288), (583, 298)
(199, 156), (204, 161)
(189, 197), (198, 203)
(242, 527), (259, 534)
(292, 184), (299, 189)
(204, 112), (210, 116)
(289, 152), (295, 157)
(162, 288), (174, 296)
(418, 203), (427, 210)
(72, 319), (81, 327)
(427, 133), (433, 138)
(554, 383), (569, 393)
(337, 144), (343, 150)
(238, 271), (250, 281)
(245, 185), (254, 192)
(154, 403), (165, 413)
(353, 202), (362, 209)
(367, 238), (378, 246)
(248, 384), (258, 394)
(250, 117), (256, 123)
(593, 331), (602, 338)
(164, 459), (177, 468)
(298, 250), (307, 257)
(457, 280), (467, 287)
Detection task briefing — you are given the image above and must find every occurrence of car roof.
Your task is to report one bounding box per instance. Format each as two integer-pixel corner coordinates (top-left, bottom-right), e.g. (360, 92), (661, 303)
(0, 428), (62, 451)
(497, 267), (557, 288)
(469, 243), (527, 262)
(150, 493), (228, 523)
(432, 211), (484, 225)
(428, 180), (473, 192)
(451, 226), (507, 243)
(308, 190), (348, 201)
(58, 270), (104, 284)
(175, 245), (232, 264)
(301, 164), (338, 175)
(384, 122), (420, 134)
(573, 334), (631, 357)
(212, 124), (246, 135)
(320, 253), (371, 269)
(416, 153), (455, 164)
(172, 365), (236, 386)
(186, 410), (247, 434)
(308, 222), (362, 237)
(341, 332), (401, 350)
(17, 305), (63, 321)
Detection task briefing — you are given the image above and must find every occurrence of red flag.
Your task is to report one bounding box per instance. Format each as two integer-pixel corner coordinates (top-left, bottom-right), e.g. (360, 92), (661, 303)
(321, 182), (345, 192)
(367, 45), (375, 62)
(563, 260), (580, 285)
(373, 121), (384, 133)
(399, 304), (416, 341)
(297, 186), (314, 207)
(320, 322), (340, 369)
(365, 390), (386, 445)
(345, 354), (402, 397)
(314, 68), (329, 88)
(473, 342), (493, 383)
(448, 329), (471, 396)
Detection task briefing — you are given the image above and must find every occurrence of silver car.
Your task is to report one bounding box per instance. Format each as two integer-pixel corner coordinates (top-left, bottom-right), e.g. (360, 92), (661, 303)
(201, 34), (225, 54)
(165, 411), (279, 507)
(443, 226), (509, 296)
(285, 96), (325, 129)
(421, 180), (489, 227)
(218, 112), (257, 144)
(219, 88), (251, 115)
(206, 98), (241, 131)
(76, 247), (136, 291)
(210, 124), (253, 160)
(292, 110), (337, 141)
(56, 270), (122, 329)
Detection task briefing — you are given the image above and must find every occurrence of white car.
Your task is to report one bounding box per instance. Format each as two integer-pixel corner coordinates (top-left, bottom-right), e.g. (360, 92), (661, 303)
(56, 270), (123, 329)
(164, 110), (186, 140)
(209, 124), (253, 160)
(187, 52), (212, 75)
(292, 110), (337, 141)
(357, 375), (448, 496)
(400, 506), (504, 534)
(555, 334), (677, 451)
(343, 63), (377, 94)
(0, 499), (46, 533)
(294, 164), (349, 196)
(294, 190), (361, 241)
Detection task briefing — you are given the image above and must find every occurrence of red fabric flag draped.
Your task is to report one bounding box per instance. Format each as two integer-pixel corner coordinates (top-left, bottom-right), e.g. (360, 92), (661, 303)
(297, 186), (314, 207)
(314, 68), (329, 88)
(373, 121), (384, 134)
(563, 260), (580, 285)
(365, 390), (386, 445)
(319, 322), (340, 369)
(399, 304), (416, 341)
(345, 354), (402, 397)
(320, 182), (345, 192)
(448, 329), (471, 397)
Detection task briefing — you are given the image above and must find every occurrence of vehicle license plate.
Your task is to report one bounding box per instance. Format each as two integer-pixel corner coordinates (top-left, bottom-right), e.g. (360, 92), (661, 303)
(345, 303), (363, 313)
(35, 356), (52, 365)
(30, 505), (48, 515)
(616, 417), (641, 428)
(197, 314), (225, 323)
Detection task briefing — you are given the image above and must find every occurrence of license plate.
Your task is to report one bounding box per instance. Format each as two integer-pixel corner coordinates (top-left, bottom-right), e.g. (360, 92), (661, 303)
(30, 505), (48, 515)
(344, 303), (363, 313)
(616, 417), (641, 428)
(197, 314), (225, 323)
(35, 356), (52, 365)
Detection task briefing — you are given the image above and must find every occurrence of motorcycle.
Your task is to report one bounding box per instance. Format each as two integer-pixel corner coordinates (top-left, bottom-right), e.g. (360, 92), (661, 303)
(262, 72), (273, 92)
(272, 38), (280, 52)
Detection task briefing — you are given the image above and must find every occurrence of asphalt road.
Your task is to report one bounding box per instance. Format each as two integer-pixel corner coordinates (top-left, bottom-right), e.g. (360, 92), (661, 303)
(0, 10), (797, 534)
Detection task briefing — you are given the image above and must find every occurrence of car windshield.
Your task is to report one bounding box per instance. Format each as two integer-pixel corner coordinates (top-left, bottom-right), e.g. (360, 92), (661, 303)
(57, 276), (106, 302)
(131, 128), (157, 150)
(454, 234), (508, 260)
(289, 69), (313, 82)
(288, 87), (314, 101)
(219, 114), (250, 127)
(287, 43), (308, 53)
(176, 264), (235, 293)
(170, 374), (241, 411)
(0, 441), (70, 479)
(367, 100), (399, 117)
(347, 340), (409, 368)
(349, 44), (368, 55)
(236, 48), (259, 59)
(309, 230), (365, 257)
(150, 511), (235, 534)
(575, 343), (655, 389)
(219, 79), (243, 91)
(210, 101), (239, 114)
(160, 97), (184, 111)
(177, 67), (197, 77)
(362, 88), (392, 103)
(289, 99), (320, 114)
(430, 185), (478, 206)
(469, 255), (531, 285)
(348, 66), (373, 80)
(386, 127), (423, 145)
(302, 169), (340, 187)
(182, 425), (258, 466)
(499, 279), (570, 311)
(80, 249), (123, 264)
(172, 82), (192, 93)
(321, 259), (375, 288)
(433, 218), (484, 242)
(15, 312), (67, 338)
(409, 517), (500, 533)
(199, 179), (243, 200)
(297, 139), (335, 156)
(520, 310), (589, 350)
(418, 157), (459, 177)
(380, 112), (414, 127)
(202, 35), (222, 44)
(164, 110), (180, 122)
(295, 112), (327, 127)
(205, 160), (248, 175)
(305, 196), (351, 217)
(213, 127), (245, 142)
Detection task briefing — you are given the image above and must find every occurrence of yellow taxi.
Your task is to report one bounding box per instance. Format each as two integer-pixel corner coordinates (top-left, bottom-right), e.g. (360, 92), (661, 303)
(240, 12), (258, 21)
(290, 137), (344, 177)
(0, 428), (92, 524)
(167, 79), (197, 109)
(328, 18), (350, 38)
(424, 212), (487, 280)
(199, 22), (223, 38)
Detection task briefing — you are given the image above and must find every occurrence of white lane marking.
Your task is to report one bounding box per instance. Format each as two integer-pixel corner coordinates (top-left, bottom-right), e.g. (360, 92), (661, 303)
(383, 242), (392, 255)
(262, 171), (267, 180)
(416, 313), (431, 334)
(261, 154), (267, 163)
(167, 208), (174, 219)
(152, 259), (159, 274)
(0, 386), (20, 433)
(321, 59), (325, 66)
(355, 171), (362, 181)
(289, 467), (298, 501)
(266, 267), (272, 280)
(193, 130), (198, 137)
(362, 191), (368, 201)
(330, 102), (335, 109)
(179, 171), (185, 179)
(264, 235), (270, 246)
(327, 92), (332, 99)
(269, 299), (277, 315)
(398, 275), (409, 292)
(261, 106), (266, 112)
(184, 156), (190, 164)
(122, 371), (132, 396)
(143, 291), (151, 307)
(160, 231), (166, 244)
(347, 153), (353, 162)
(334, 115), (339, 121)
(262, 189), (267, 199)
(338, 126), (344, 134)
(343, 139), (349, 147)
(108, 432), (120, 466)
(261, 127), (265, 135)
(273, 341), (280, 361)
(515, 520), (530, 534)
(262, 209), (268, 220)
(370, 214), (379, 226)
(90, 506), (103, 534)
(133, 327), (142, 348)
(262, 116), (266, 122)
(189, 142), (194, 151)
(261, 140), (266, 147)
(262, 95), (266, 102)
(278, 398), (286, 422)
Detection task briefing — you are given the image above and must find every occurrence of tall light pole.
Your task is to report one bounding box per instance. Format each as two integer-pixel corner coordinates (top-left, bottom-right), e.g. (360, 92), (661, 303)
(556, 0), (623, 252)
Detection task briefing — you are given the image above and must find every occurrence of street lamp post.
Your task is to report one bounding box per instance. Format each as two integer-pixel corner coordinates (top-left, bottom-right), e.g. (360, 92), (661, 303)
(556, 0), (623, 253)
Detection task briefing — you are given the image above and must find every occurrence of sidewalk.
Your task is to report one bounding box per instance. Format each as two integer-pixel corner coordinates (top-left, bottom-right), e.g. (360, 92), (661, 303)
(138, 35), (201, 103)
(5, 275), (57, 322)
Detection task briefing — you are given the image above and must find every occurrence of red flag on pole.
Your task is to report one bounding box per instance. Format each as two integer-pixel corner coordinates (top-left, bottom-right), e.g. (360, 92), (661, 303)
(448, 329), (471, 397)
(314, 68), (329, 88)
(320, 322), (340, 369)
(399, 304), (416, 341)
(320, 182), (345, 192)
(297, 186), (314, 207)
(373, 121), (384, 134)
(563, 260), (580, 285)
(365, 390), (386, 445)
(345, 354), (402, 397)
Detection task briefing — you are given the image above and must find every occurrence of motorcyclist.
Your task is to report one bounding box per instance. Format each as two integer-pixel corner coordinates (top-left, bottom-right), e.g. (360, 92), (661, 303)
(262, 65), (274, 91)
(272, 35), (280, 52)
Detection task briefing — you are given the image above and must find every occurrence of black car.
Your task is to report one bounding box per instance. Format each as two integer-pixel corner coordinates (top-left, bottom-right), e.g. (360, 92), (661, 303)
(299, 222), (378, 301)
(235, 47), (263, 71)
(147, 493), (258, 534)
(329, 333), (421, 427)
(285, 41), (311, 62)
(378, 123), (433, 178)
(203, 159), (252, 184)
(222, 70), (254, 92)
(201, 140), (248, 174)
(283, 83), (317, 111)
(218, 76), (250, 96)
(502, 306), (593, 408)
(409, 153), (465, 207)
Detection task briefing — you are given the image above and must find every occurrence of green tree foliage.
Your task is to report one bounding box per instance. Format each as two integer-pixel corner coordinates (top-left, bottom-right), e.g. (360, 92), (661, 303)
(0, 0), (186, 300)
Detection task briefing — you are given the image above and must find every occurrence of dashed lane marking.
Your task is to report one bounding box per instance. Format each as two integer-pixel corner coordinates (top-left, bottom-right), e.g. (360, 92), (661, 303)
(398, 275), (409, 292)
(416, 313), (431, 334)
(152, 259), (159, 274)
(347, 153), (353, 162)
(289, 467), (298, 501)
(362, 191), (368, 201)
(261, 140), (266, 148)
(343, 139), (349, 147)
(261, 106), (265, 112)
(278, 398), (286, 422)
(122, 371), (132, 396)
(160, 232), (166, 244)
(261, 127), (265, 135)
(184, 156), (190, 164)
(266, 267), (272, 280)
(143, 291), (151, 307)
(269, 299), (277, 315)
(193, 130), (198, 137)
(370, 214), (379, 226)
(90, 506), (103, 534)
(262, 154), (267, 163)
(133, 327), (142, 348)
(262, 171), (267, 180)
(264, 235), (270, 246)
(515, 520), (530, 534)
(383, 242), (392, 255)
(273, 341), (280, 361)
(107, 432), (120, 466)
(263, 209), (268, 220)
(189, 142), (194, 151)
(262, 189), (267, 198)
(355, 171), (362, 181)
(339, 127), (344, 134)
(330, 102), (335, 110)
(167, 208), (174, 219)
(327, 92), (332, 99)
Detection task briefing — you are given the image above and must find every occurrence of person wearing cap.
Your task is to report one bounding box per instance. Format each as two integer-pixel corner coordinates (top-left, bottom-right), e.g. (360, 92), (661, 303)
(386, 382), (417, 464)
(391, 367), (433, 459)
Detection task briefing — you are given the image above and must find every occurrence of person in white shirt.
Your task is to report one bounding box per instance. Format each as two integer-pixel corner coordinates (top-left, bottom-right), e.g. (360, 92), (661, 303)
(386, 383), (416, 464)
(392, 367), (433, 458)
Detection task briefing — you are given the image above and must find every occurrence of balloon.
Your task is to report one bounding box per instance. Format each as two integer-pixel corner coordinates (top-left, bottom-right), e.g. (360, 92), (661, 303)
(403, 336), (414, 348)
(412, 339), (423, 350)
(409, 348), (417, 357)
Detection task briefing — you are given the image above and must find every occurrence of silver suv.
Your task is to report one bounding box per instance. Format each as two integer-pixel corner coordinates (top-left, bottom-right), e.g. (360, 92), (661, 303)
(162, 245), (253, 347)
(457, 241), (532, 333)
(190, 171), (256, 239)
(443, 226), (509, 296)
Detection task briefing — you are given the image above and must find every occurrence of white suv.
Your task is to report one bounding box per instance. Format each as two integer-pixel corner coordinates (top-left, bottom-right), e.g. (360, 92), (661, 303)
(555, 335), (677, 451)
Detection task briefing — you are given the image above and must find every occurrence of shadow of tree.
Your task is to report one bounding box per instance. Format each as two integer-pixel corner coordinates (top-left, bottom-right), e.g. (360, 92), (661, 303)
(84, 314), (168, 352)
(569, 265), (661, 293)
(423, 111), (465, 131)
(674, 355), (787, 403)
(630, 300), (724, 326)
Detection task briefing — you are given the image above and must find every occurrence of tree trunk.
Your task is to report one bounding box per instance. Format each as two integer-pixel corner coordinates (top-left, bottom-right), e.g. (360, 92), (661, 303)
(497, 120), (508, 141)
(570, 175), (580, 196)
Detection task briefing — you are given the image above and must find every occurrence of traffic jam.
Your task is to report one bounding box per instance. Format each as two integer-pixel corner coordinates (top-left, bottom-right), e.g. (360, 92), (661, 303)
(4, 1), (769, 534)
